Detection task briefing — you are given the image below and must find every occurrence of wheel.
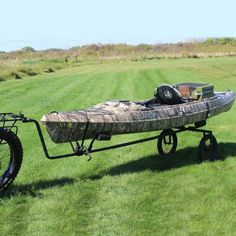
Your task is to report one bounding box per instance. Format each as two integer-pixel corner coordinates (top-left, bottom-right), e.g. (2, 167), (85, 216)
(198, 134), (217, 162)
(157, 129), (178, 155)
(0, 128), (23, 191)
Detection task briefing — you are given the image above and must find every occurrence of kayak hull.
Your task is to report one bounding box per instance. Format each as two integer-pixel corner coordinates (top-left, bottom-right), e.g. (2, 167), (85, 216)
(41, 91), (235, 143)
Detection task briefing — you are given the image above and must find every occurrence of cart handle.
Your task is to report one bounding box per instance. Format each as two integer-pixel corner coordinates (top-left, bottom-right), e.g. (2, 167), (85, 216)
(22, 118), (78, 159)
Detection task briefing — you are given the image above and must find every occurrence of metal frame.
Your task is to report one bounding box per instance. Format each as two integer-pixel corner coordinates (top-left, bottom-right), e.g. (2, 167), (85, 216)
(0, 113), (213, 161)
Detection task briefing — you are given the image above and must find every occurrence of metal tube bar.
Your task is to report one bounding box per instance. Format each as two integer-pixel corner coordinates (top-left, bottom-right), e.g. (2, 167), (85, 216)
(88, 127), (212, 154)
(175, 126), (212, 134)
(89, 134), (160, 153)
(22, 118), (77, 159)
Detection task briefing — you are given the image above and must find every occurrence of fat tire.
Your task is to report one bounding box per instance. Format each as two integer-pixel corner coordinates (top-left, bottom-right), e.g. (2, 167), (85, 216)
(0, 128), (23, 191)
(198, 134), (217, 162)
(157, 129), (178, 155)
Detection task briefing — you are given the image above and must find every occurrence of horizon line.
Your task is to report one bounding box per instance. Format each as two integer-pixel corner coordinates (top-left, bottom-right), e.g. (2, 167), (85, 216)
(1, 37), (236, 53)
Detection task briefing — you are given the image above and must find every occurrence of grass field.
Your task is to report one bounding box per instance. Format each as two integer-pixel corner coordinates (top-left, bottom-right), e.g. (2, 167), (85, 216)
(0, 57), (236, 235)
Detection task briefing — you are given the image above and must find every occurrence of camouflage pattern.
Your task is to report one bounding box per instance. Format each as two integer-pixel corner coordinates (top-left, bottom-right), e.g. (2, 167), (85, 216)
(41, 91), (235, 143)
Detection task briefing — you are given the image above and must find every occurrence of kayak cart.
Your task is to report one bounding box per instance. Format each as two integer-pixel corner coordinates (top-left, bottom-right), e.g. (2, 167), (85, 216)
(0, 112), (218, 191)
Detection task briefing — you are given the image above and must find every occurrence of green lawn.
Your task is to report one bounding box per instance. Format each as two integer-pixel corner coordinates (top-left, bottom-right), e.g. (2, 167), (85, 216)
(0, 57), (236, 236)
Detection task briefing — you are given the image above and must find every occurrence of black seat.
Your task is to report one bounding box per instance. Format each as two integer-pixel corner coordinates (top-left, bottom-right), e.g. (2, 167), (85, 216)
(154, 84), (184, 105)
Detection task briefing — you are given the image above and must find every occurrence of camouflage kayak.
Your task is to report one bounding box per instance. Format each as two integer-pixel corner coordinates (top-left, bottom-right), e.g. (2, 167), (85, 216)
(41, 89), (235, 143)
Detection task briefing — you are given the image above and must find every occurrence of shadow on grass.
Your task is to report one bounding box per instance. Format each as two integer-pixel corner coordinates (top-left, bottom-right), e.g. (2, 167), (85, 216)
(0, 177), (76, 199)
(1, 143), (235, 198)
(86, 142), (236, 180)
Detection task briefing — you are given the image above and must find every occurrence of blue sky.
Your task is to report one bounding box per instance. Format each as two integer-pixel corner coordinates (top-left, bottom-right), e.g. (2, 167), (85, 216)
(0, 0), (235, 51)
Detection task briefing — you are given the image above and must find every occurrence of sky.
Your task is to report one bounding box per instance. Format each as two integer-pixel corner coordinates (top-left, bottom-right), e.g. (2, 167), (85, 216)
(0, 0), (236, 51)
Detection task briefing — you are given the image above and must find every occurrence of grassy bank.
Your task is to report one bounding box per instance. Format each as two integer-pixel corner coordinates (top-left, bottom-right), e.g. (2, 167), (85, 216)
(1, 38), (236, 82)
(0, 57), (236, 235)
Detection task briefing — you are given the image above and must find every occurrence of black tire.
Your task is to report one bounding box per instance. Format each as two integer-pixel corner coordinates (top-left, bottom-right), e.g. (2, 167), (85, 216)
(0, 128), (23, 191)
(198, 134), (217, 162)
(157, 129), (178, 155)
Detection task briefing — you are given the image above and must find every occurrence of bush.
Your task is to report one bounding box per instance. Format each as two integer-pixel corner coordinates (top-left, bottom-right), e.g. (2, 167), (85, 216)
(9, 72), (21, 79)
(44, 67), (54, 73)
(21, 46), (36, 52)
(0, 76), (6, 82)
(218, 37), (235, 44)
(18, 68), (37, 76)
(204, 37), (236, 45)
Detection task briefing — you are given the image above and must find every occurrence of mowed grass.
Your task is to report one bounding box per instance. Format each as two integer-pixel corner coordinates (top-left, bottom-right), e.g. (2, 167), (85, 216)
(0, 57), (236, 235)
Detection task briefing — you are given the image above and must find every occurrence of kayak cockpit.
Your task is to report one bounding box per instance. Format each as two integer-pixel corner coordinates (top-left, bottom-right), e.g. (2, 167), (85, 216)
(139, 82), (215, 106)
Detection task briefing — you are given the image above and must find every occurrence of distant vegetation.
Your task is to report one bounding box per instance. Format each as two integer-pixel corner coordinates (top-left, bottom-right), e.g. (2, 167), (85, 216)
(204, 37), (236, 45)
(21, 46), (36, 52)
(1, 37), (236, 82)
